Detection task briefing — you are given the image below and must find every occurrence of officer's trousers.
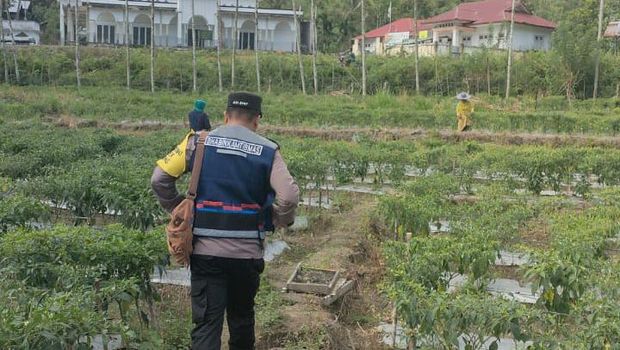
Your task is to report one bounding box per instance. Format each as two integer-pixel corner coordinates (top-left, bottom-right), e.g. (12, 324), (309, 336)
(190, 255), (264, 350)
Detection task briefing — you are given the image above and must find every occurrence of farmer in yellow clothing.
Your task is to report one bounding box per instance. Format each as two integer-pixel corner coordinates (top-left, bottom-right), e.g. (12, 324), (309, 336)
(456, 92), (474, 132)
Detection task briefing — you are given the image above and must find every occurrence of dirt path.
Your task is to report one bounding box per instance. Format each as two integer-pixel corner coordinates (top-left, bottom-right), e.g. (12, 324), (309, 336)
(47, 115), (620, 148)
(260, 194), (386, 349)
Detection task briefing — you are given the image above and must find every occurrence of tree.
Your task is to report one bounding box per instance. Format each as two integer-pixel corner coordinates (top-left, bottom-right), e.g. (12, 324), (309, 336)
(361, 0), (366, 96)
(73, 0), (79, 90)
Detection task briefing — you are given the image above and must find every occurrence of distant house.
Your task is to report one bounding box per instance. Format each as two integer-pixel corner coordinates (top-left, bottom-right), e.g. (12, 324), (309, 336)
(1, 0), (40, 45)
(425, 0), (555, 54)
(354, 0), (555, 57)
(58, 0), (304, 52)
(352, 18), (431, 56)
(605, 21), (620, 38)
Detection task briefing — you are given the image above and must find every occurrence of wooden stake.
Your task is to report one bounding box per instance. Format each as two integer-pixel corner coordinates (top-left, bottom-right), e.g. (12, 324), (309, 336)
(231, 0), (239, 88)
(5, 0), (20, 83)
(593, 0), (604, 99)
(216, 0), (223, 92)
(361, 0), (366, 96)
(1, 0), (8, 83)
(254, 0), (261, 92)
(505, 0), (516, 99)
(191, 0), (196, 92)
(74, 0), (80, 90)
(125, 0), (130, 89)
(150, 0), (155, 92)
(292, 0), (306, 94)
(311, 0), (318, 95)
(414, 0), (419, 94)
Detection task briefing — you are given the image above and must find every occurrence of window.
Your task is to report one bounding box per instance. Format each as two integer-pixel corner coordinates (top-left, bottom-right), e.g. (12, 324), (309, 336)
(188, 28), (214, 48)
(238, 31), (255, 50)
(96, 24), (115, 44)
(535, 35), (544, 41)
(133, 26), (151, 46)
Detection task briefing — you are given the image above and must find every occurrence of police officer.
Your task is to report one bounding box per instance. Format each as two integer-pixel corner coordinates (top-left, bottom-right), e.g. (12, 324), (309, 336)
(189, 99), (212, 132)
(151, 92), (299, 350)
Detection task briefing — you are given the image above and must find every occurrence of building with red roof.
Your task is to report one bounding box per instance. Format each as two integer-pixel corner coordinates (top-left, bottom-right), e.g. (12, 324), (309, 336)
(352, 18), (431, 56)
(425, 0), (556, 53)
(353, 0), (556, 56)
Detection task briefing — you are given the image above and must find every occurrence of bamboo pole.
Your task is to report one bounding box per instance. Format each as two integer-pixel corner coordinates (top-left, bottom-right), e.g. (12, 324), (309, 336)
(292, 0), (306, 94)
(191, 0), (196, 92)
(504, 0), (516, 99)
(150, 0), (155, 93)
(216, 0), (223, 92)
(231, 0), (238, 88)
(1, 0), (8, 83)
(593, 0), (604, 99)
(74, 0), (80, 90)
(361, 0), (366, 96)
(125, 0), (130, 89)
(311, 0), (318, 95)
(414, 0), (419, 94)
(254, 0), (261, 92)
(5, 0), (19, 83)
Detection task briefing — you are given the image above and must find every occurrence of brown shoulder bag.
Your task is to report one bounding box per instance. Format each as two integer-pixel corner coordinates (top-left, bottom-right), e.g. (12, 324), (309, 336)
(165, 131), (208, 267)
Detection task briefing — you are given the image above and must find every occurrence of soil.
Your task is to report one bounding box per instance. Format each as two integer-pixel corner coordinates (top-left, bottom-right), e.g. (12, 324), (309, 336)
(46, 115), (620, 149)
(259, 193), (388, 349)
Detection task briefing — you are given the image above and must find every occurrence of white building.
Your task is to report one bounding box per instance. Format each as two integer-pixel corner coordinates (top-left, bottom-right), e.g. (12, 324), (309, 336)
(2, 0), (40, 45)
(58, 0), (303, 52)
(425, 0), (555, 54)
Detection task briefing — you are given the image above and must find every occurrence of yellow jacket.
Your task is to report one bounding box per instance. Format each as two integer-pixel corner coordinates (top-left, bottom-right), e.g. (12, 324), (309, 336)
(456, 101), (474, 132)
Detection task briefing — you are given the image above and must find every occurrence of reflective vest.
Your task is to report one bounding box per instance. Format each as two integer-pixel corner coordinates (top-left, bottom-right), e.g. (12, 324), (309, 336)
(191, 125), (277, 240)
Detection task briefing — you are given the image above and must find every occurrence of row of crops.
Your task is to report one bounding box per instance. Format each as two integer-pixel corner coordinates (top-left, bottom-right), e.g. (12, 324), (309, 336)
(8, 121), (620, 231)
(1, 117), (620, 348)
(379, 175), (620, 349)
(1, 86), (620, 133)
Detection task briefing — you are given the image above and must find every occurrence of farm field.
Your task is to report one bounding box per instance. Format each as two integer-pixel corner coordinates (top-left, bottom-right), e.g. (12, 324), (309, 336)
(2, 86), (620, 349)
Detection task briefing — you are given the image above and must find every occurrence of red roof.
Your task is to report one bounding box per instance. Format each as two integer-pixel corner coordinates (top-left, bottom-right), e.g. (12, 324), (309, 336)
(355, 18), (432, 40)
(425, 0), (555, 29)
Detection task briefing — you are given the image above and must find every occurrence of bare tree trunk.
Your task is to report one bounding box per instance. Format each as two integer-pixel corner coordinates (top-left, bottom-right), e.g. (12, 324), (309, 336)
(486, 54), (491, 95)
(311, 0), (318, 95)
(292, 0), (305, 94)
(414, 0), (419, 94)
(74, 0), (80, 90)
(191, 0), (197, 92)
(216, 0), (223, 92)
(1, 0), (8, 83)
(231, 0), (239, 88)
(361, 0), (366, 96)
(254, 0), (261, 92)
(125, 0), (130, 89)
(150, 0), (155, 93)
(5, 2), (20, 83)
(593, 0), (604, 99)
(505, 0), (516, 99)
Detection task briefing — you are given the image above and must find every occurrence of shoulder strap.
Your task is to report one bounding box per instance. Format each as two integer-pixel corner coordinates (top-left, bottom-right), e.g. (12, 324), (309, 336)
(187, 131), (208, 200)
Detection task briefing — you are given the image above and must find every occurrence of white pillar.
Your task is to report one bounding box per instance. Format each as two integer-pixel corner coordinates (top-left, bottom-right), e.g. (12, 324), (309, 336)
(432, 28), (438, 43)
(67, 5), (74, 43)
(451, 27), (460, 50)
(176, 4), (182, 46)
(60, 4), (66, 45)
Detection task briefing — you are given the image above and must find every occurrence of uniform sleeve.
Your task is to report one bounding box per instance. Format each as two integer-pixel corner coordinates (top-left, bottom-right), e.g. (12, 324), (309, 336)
(270, 150), (300, 228)
(156, 132), (193, 178)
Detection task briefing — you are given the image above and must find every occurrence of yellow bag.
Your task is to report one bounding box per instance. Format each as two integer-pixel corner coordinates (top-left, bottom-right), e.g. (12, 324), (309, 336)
(165, 131), (208, 267)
